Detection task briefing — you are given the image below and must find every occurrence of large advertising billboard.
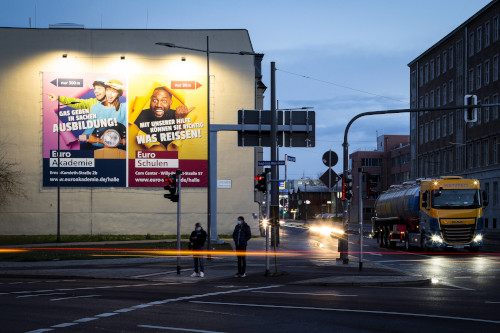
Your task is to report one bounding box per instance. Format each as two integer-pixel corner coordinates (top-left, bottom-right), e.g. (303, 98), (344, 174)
(42, 73), (207, 188)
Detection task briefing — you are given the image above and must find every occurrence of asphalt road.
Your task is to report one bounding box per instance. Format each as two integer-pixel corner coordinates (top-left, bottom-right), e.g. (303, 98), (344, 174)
(1, 221), (500, 332)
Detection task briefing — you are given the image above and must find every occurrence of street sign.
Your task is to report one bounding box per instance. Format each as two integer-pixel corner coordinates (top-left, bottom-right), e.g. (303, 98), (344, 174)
(237, 109), (315, 147)
(258, 160), (285, 166)
(287, 155), (296, 162)
(279, 180), (286, 191)
(322, 150), (338, 167)
(320, 168), (340, 190)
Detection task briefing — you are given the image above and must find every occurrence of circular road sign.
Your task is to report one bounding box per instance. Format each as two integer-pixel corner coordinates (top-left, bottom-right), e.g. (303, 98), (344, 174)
(322, 150), (338, 167)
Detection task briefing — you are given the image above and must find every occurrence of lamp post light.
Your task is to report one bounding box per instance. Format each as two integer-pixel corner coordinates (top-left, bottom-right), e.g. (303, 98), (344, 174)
(155, 39), (260, 253)
(56, 100), (78, 242)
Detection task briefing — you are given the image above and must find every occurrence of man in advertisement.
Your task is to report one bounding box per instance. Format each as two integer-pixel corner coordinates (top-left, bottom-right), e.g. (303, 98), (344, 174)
(46, 78), (108, 109)
(134, 87), (193, 149)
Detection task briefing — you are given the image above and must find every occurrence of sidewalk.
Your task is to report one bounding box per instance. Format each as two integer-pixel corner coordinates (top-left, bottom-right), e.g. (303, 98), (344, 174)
(0, 237), (430, 287)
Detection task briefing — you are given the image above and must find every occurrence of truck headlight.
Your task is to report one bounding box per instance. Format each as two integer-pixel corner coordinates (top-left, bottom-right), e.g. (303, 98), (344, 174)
(473, 234), (483, 242)
(431, 235), (443, 243)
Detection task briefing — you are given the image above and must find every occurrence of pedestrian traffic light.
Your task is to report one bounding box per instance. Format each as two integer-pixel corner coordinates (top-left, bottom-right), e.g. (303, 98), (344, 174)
(164, 175), (178, 202)
(464, 94), (478, 122)
(366, 173), (379, 199)
(342, 173), (353, 201)
(255, 172), (267, 192)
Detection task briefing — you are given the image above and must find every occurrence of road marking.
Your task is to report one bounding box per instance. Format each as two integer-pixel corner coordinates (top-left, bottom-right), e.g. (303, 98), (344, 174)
(485, 301), (500, 304)
(50, 295), (100, 301)
(368, 253), (382, 256)
(51, 323), (77, 328)
(252, 291), (357, 297)
(138, 325), (227, 332)
(25, 329), (53, 333)
(438, 281), (475, 291)
(454, 276), (472, 279)
(190, 301), (500, 324)
(73, 317), (99, 323)
(29, 285), (282, 332)
(18, 293), (65, 299)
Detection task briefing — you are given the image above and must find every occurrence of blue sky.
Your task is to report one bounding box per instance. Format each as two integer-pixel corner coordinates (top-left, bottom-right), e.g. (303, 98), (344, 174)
(1, 0), (492, 180)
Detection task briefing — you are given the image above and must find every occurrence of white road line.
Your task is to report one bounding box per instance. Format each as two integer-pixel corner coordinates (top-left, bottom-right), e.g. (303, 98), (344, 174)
(485, 301), (500, 304)
(28, 284), (282, 332)
(51, 323), (78, 328)
(50, 295), (100, 301)
(18, 293), (65, 299)
(438, 282), (475, 291)
(190, 301), (500, 324)
(26, 329), (54, 333)
(252, 291), (358, 297)
(138, 325), (227, 333)
(73, 317), (99, 323)
(454, 276), (472, 279)
(368, 253), (382, 256)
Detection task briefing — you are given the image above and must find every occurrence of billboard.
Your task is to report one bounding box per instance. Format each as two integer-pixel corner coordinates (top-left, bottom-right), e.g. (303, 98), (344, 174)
(42, 73), (207, 187)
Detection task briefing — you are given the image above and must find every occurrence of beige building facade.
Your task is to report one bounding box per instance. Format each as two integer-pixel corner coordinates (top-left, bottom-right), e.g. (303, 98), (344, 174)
(0, 27), (264, 236)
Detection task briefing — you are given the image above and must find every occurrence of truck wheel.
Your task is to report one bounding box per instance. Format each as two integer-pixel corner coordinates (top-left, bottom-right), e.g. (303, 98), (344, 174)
(377, 228), (384, 248)
(383, 226), (390, 248)
(404, 233), (411, 251)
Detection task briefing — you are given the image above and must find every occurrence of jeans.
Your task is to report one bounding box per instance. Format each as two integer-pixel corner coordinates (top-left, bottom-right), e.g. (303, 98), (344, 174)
(236, 245), (247, 274)
(193, 249), (204, 273)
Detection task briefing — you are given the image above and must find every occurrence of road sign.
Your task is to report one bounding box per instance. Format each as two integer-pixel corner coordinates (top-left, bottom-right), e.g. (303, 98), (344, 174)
(237, 109), (315, 147)
(320, 168), (340, 190)
(322, 150), (338, 167)
(258, 160), (285, 166)
(287, 155), (296, 162)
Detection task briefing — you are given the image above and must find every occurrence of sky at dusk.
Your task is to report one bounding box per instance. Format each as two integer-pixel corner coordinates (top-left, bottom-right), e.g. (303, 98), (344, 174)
(0, 0), (493, 180)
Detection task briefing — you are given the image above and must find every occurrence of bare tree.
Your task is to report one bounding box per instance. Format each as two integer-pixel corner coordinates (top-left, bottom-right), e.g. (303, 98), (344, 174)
(0, 142), (26, 208)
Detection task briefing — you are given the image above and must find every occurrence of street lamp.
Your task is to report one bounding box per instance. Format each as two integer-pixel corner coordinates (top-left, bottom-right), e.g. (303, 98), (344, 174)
(156, 39), (261, 252)
(56, 100), (78, 242)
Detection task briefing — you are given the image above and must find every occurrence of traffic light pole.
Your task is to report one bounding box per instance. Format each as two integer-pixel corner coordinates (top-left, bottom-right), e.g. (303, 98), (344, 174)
(358, 168), (363, 271)
(176, 169), (182, 275)
(338, 104), (487, 264)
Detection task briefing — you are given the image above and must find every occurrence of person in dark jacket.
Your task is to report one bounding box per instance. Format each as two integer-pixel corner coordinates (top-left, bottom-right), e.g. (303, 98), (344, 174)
(232, 216), (251, 277)
(189, 223), (207, 277)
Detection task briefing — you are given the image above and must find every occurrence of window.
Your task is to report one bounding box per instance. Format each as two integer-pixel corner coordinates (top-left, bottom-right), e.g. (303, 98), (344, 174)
(425, 63), (429, 83)
(494, 182), (499, 206)
(493, 94), (498, 119)
(419, 66), (424, 86)
(430, 120), (435, 141)
(476, 64), (482, 89)
(425, 93), (429, 110)
(425, 122), (429, 143)
(436, 55), (441, 76)
(442, 115), (447, 137)
(436, 118), (441, 139)
(493, 55), (498, 81)
(436, 87), (441, 106)
(478, 99), (482, 124)
(430, 90), (435, 107)
(494, 15), (499, 42)
(449, 112), (454, 134)
(457, 74), (464, 98)
(443, 83), (447, 104)
(484, 97), (490, 123)
(477, 27), (482, 52)
(484, 139), (489, 166)
(443, 50), (447, 73)
(485, 59), (490, 86)
(419, 125), (423, 145)
(457, 39), (464, 69)
(430, 59), (435, 80)
(468, 69), (474, 91)
(449, 46), (454, 69)
(449, 149), (453, 172)
(476, 142), (481, 168)
(469, 32), (474, 57)
(361, 158), (382, 167)
(468, 143), (473, 168)
(493, 137), (498, 164)
(442, 151), (446, 174)
(449, 80), (453, 102)
(485, 21), (491, 47)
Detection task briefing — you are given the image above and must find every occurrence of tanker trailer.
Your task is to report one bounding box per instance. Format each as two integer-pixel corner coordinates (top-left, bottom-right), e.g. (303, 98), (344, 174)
(372, 176), (488, 252)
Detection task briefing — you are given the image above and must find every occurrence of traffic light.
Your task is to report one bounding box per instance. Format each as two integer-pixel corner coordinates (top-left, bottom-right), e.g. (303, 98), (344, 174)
(464, 94), (478, 122)
(164, 175), (178, 202)
(342, 173), (353, 201)
(366, 173), (379, 199)
(255, 173), (267, 192)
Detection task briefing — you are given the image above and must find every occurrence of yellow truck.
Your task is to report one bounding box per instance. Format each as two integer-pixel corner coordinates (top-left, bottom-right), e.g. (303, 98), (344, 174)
(372, 176), (488, 252)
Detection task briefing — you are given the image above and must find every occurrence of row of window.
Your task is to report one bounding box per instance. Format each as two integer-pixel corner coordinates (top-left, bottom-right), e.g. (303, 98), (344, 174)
(391, 171), (410, 185)
(391, 153), (410, 166)
(418, 96), (500, 145)
(361, 158), (382, 167)
(484, 181), (500, 207)
(414, 15), (499, 88)
(468, 55), (499, 91)
(418, 136), (500, 176)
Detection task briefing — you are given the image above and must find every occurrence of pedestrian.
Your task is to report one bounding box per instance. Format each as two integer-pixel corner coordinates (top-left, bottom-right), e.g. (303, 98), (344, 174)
(189, 223), (207, 277)
(233, 216), (251, 277)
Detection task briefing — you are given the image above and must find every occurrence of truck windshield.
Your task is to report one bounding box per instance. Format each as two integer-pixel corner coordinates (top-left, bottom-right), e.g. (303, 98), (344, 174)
(431, 189), (481, 209)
